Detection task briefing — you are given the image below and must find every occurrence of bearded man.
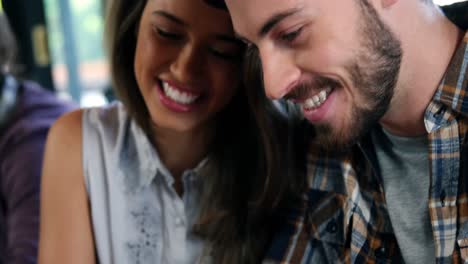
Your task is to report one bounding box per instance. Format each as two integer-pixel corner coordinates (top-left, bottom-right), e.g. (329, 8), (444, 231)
(210, 0), (468, 262)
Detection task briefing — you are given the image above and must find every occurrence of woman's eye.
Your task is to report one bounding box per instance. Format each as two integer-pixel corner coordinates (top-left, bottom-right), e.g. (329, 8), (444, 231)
(210, 48), (242, 61)
(155, 27), (182, 40)
(280, 27), (303, 43)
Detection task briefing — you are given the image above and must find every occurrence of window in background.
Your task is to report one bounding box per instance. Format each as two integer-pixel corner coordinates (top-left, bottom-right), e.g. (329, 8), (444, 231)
(44, 0), (109, 107)
(434, 0), (466, 5)
(42, 0), (464, 106)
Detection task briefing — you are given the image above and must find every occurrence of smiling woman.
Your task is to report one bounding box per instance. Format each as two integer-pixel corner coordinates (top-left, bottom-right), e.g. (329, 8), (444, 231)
(132, 0), (243, 133)
(37, 0), (296, 263)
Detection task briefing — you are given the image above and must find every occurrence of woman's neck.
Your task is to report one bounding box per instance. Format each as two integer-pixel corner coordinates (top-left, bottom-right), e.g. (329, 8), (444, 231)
(151, 122), (214, 194)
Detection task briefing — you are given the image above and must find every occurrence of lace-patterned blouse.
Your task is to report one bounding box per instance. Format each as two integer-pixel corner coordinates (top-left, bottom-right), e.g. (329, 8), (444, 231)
(82, 103), (211, 264)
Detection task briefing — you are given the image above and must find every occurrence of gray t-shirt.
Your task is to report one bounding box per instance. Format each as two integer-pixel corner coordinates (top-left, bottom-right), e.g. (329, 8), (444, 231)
(372, 127), (435, 264)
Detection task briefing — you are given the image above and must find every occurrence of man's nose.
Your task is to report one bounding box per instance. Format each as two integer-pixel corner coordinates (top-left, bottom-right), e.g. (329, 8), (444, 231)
(258, 46), (300, 100)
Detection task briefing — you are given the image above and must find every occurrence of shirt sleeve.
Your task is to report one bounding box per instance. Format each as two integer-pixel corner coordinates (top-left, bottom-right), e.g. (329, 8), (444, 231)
(0, 128), (49, 264)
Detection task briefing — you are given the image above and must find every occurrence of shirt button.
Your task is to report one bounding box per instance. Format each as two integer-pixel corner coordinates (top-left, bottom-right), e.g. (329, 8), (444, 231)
(440, 190), (446, 207)
(326, 219), (338, 234)
(375, 246), (386, 259)
(434, 106), (445, 118)
(175, 217), (184, 227)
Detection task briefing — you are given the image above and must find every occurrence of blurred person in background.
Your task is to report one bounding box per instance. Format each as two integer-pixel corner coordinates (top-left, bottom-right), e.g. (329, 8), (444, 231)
(0, 12), (75, 264)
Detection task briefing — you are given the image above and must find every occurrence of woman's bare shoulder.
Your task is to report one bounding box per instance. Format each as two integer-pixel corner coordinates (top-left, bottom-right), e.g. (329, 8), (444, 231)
(39, 108), (96, 264)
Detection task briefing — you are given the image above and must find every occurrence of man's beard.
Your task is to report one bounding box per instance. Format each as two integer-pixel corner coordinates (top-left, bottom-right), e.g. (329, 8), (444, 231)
(311, 0), (403, 151)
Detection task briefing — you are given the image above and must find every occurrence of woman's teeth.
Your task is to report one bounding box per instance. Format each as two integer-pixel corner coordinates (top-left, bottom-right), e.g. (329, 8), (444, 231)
(162, 81), (199, 105)
(302, 87), (332, 110)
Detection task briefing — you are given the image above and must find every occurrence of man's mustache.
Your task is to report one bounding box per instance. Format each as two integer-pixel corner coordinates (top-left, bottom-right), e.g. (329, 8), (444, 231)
(284, 76), (341, 101)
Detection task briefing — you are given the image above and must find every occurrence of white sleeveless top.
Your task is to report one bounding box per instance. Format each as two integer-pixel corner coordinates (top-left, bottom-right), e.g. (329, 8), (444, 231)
(82, 103), (210, 264)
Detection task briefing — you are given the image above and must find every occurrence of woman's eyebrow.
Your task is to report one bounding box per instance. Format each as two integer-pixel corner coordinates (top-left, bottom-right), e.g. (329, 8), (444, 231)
(152, 10), (187, 26)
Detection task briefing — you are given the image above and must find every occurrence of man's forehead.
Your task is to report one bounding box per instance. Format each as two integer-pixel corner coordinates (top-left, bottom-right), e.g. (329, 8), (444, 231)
(225, 0), (305, 39)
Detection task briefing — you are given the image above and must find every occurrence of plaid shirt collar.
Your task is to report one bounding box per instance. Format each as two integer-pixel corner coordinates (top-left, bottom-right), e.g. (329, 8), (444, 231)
(425, 31), (468, 132)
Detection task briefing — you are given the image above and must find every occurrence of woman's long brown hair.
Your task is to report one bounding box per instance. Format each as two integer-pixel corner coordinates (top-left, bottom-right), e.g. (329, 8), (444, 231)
(194, 46), (307, 263)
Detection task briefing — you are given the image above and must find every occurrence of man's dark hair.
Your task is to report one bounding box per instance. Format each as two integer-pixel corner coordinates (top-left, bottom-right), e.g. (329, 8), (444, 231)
(442, 1), (468, 29)
(203, 0), (227, 10)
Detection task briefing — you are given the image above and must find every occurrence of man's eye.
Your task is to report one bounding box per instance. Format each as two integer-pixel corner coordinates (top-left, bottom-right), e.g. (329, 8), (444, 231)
(280, 27), (303, 43)
(155, 27), (182, 40)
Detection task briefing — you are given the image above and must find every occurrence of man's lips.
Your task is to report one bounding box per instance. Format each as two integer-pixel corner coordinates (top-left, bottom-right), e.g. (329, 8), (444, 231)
(283, 76), (342, 103)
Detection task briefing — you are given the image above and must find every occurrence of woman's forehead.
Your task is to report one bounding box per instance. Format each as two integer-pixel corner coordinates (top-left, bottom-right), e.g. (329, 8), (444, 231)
(144, 0), (234, 33)
(145, 0), (229, 19)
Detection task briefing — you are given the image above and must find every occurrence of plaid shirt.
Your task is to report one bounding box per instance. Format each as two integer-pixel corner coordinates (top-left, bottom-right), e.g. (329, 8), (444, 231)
(265, 32), (468, 264)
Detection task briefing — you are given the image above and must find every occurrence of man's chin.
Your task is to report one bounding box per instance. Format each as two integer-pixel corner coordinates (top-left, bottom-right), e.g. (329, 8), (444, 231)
(312, 124), (361, 152)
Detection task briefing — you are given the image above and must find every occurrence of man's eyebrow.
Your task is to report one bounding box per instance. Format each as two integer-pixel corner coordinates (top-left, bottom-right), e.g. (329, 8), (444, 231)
(152, 10), (187, 26)
(258, 8), (302, 38)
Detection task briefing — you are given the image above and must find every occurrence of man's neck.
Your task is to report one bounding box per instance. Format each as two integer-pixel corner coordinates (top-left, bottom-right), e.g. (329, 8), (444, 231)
(380, 5), (463, 137)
